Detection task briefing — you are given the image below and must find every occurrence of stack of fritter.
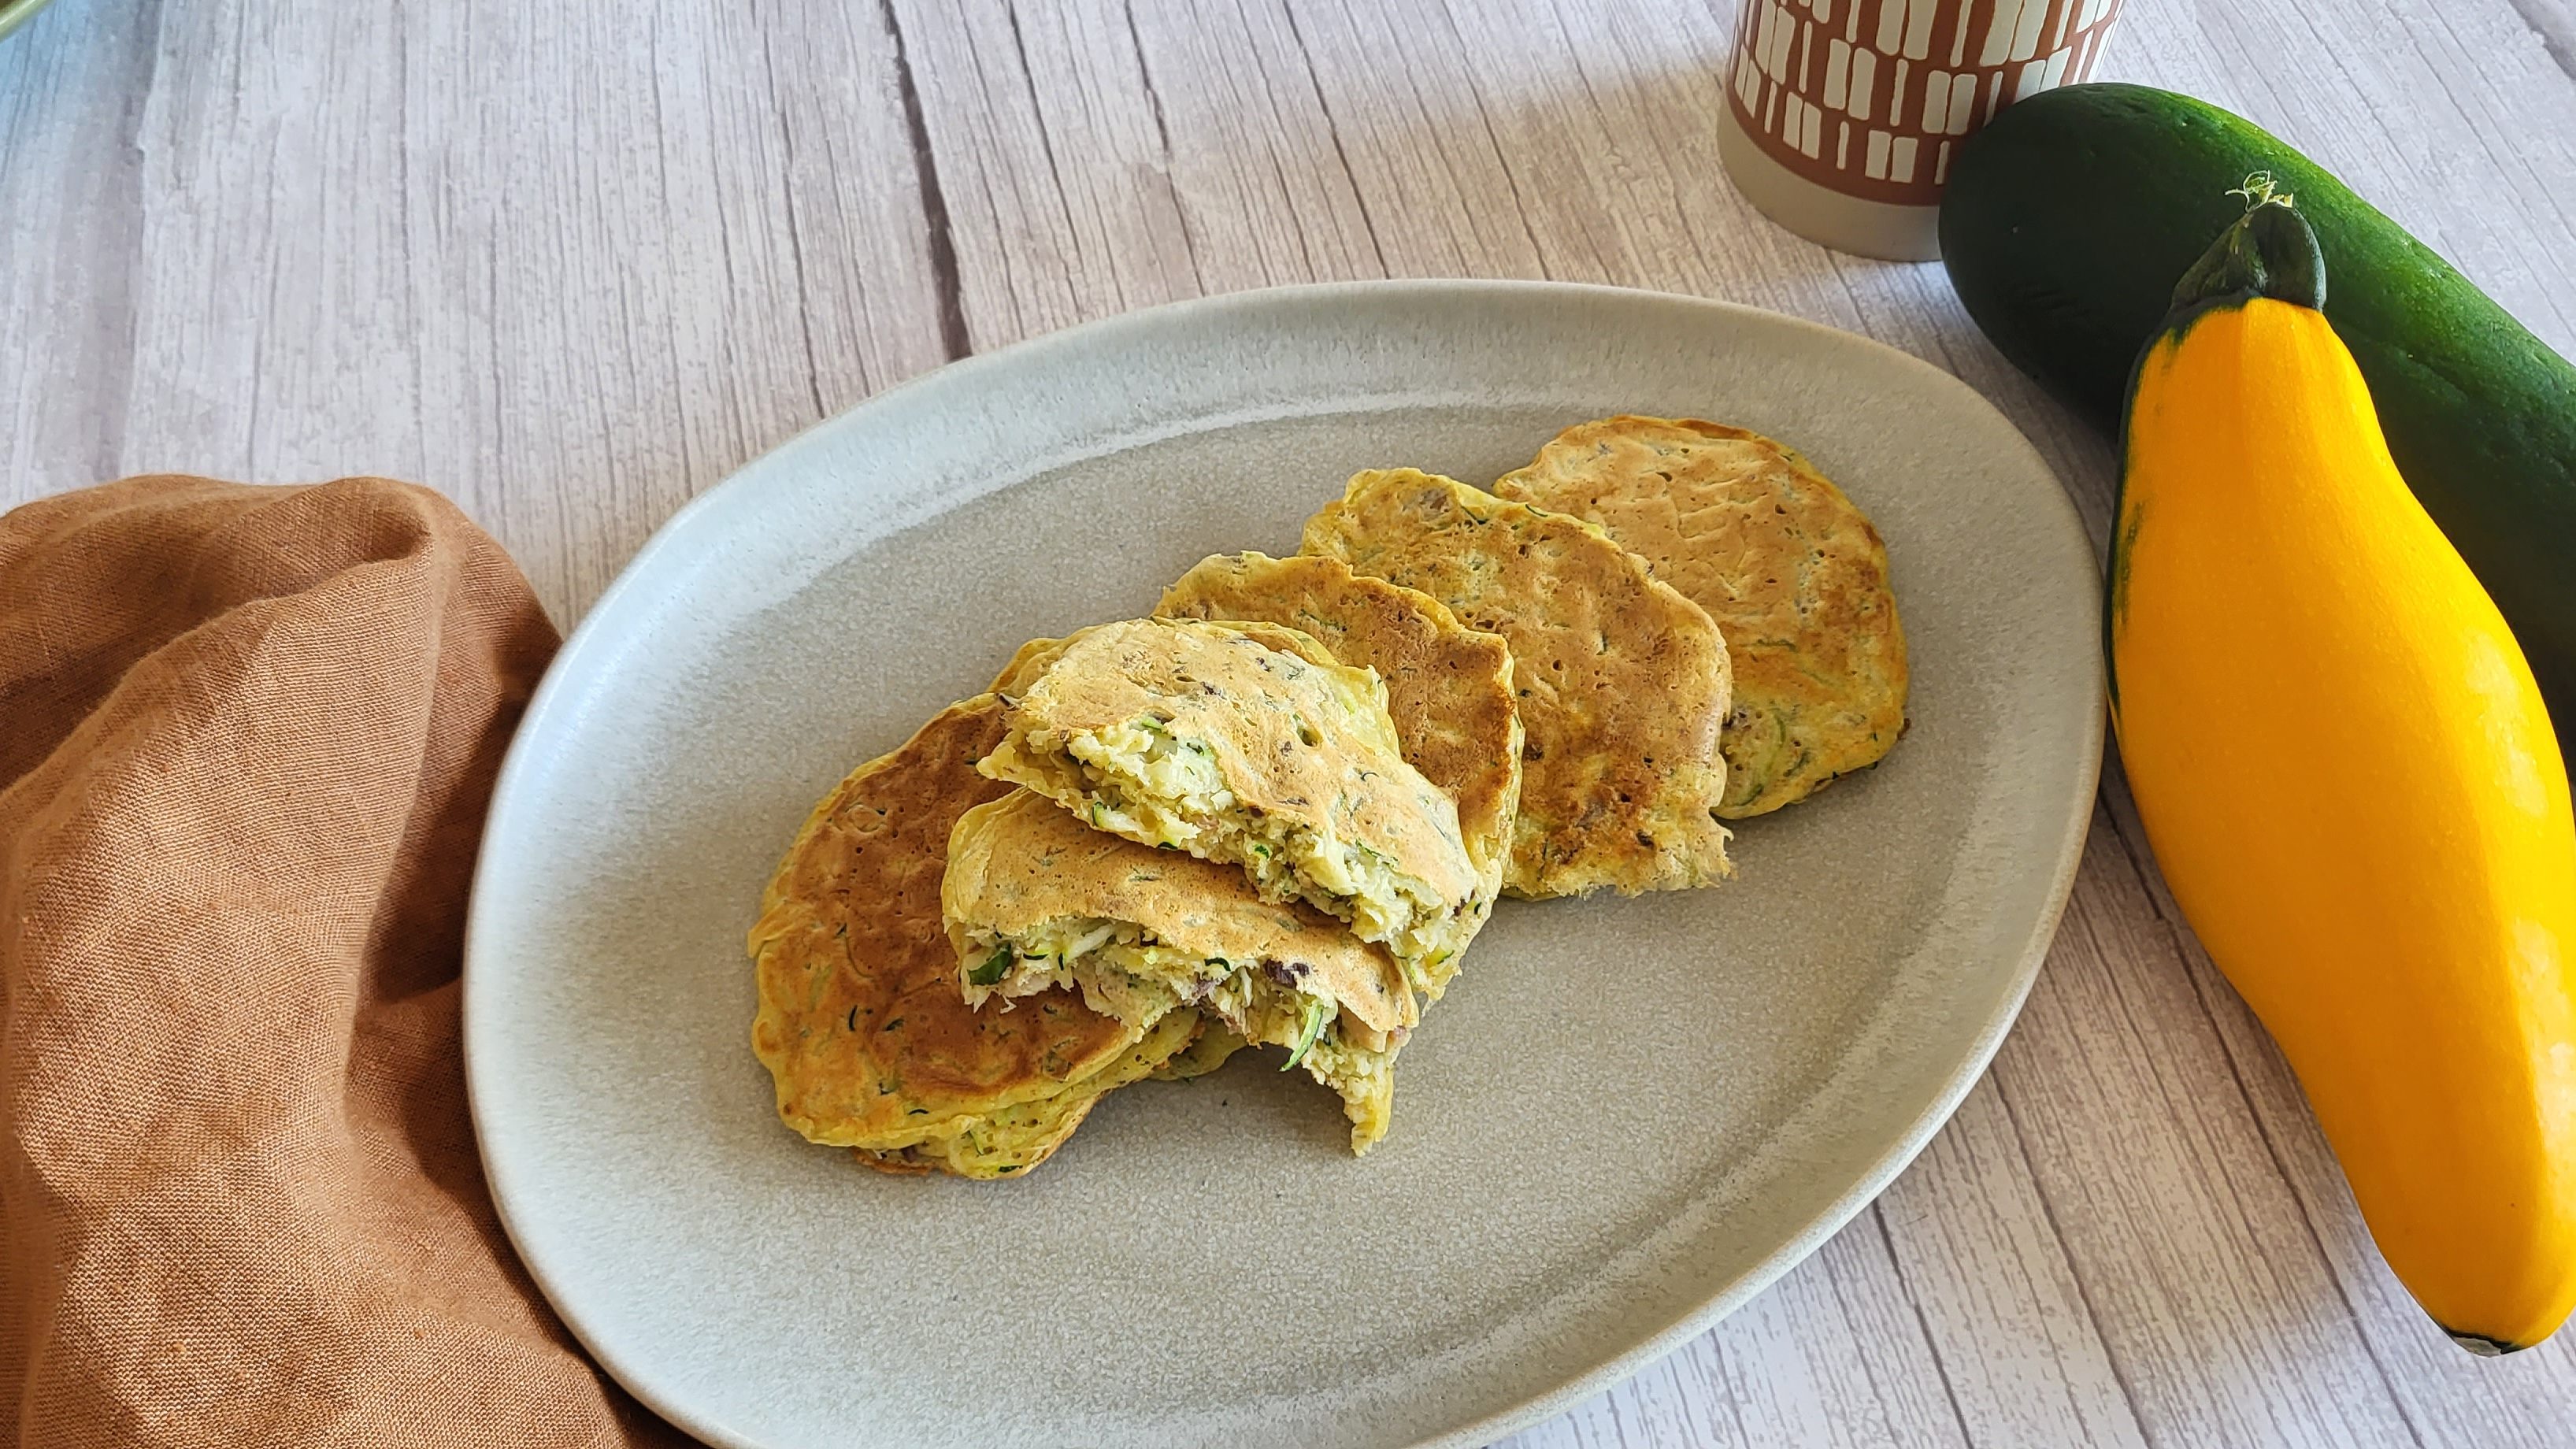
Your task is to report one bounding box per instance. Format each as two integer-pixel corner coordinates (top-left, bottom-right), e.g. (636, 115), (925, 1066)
(749, 416), (1910, 1178)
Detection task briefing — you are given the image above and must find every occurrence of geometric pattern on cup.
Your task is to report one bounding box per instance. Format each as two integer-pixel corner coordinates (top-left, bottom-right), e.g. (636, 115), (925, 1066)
(1727, 0), (2124, 208)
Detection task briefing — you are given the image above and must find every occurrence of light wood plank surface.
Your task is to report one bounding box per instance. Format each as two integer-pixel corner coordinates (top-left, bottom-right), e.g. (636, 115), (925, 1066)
(6, 1), (2575, 1443)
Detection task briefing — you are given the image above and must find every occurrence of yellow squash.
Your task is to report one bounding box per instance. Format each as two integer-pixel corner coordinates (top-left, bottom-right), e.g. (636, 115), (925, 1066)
(2111, 189), (2576, 1353)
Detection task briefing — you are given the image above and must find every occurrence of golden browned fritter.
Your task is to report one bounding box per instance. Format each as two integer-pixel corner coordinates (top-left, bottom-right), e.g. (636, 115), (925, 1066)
(747, 695), (1199, 1180)
(1495, 417), (1907, 817)
(1302, 468), (1734, 899)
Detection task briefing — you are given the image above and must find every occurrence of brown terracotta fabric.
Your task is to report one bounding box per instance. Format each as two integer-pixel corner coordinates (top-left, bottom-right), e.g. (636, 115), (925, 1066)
(0, 478), (683, 1447)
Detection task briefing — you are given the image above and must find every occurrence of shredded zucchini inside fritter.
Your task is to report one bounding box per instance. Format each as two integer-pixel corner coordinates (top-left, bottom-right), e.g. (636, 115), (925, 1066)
(957, 914), (1403, 1146)
(1017, 715), (1478, 976)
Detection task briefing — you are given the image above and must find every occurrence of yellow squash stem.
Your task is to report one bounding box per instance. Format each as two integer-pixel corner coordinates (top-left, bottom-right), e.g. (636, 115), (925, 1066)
(2115, 272), (2576, 1352)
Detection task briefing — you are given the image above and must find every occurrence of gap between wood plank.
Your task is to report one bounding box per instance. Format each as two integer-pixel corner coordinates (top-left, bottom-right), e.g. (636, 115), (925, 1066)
(1122, 0), (1174, 160)
(877, 0), (970, 360)
(1983, 950), (2156, 1438)
(1423, 0), (1555, 277)
(1870, 1201), (1978, 1445)
(1115, 0), (1207, 292)
(1983, 1062), (2156, 1440)
(2419, 1), (2576, 268)
(1275, 0), (1392, 276)
(91, 0), (170, 487)
(999, 2), (1100, 305)
(754, 14), (831, 422)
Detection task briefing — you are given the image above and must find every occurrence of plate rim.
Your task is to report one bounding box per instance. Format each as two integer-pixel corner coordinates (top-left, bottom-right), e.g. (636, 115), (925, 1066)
(464, 276), (2106, 1449)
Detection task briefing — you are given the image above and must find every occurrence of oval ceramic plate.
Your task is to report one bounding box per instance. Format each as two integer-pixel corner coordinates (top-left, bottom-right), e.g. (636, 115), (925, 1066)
(465, 281), (2102, 1449)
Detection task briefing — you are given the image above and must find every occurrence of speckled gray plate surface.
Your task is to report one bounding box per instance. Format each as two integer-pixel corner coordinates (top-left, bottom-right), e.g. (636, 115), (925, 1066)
(465, 281), (2103, 1449)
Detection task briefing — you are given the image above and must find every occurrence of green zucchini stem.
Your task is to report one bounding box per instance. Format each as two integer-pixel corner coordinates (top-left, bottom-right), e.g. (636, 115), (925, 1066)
(2168, 173), (2327, 315)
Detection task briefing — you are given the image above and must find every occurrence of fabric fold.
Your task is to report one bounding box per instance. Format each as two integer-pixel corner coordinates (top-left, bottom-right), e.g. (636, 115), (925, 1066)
(0, 477), (679, 1447)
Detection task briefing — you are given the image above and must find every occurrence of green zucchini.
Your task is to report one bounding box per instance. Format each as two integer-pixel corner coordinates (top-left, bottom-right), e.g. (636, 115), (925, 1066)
(1940, 83), (2576, 736)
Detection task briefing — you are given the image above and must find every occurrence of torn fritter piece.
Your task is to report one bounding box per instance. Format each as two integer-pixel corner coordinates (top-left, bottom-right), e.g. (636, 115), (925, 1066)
(978, 617), (1484, 981)
(1155, 550), (1520, 999)
(944, 788), (1415, 1149)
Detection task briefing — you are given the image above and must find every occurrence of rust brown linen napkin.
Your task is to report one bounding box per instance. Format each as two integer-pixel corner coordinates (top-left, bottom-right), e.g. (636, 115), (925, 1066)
(0, 478), (684, 1447)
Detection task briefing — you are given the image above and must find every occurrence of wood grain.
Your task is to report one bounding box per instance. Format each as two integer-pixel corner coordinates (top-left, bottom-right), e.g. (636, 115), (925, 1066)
(5, 0), (2574, 1443)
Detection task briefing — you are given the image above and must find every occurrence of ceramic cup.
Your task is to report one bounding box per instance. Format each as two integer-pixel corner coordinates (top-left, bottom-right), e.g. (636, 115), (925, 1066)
(1718, 0), (2125, 260)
